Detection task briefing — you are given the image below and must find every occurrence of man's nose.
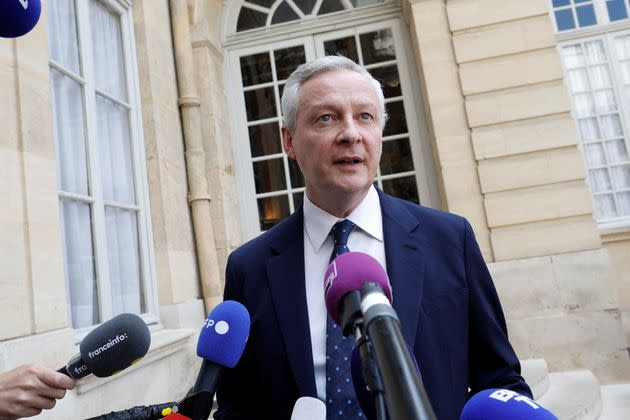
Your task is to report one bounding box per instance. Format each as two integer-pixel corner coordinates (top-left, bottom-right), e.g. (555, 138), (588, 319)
(337, 118), (362, 143)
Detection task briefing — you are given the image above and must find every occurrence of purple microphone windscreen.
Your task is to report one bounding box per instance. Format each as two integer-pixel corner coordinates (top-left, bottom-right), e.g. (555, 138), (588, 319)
(79, 313), (151, 377)
(460, 389), (557, 420)
(197, 300), (250, 368)
(324, 252), (392, 325)
(0, 0), (41, 38)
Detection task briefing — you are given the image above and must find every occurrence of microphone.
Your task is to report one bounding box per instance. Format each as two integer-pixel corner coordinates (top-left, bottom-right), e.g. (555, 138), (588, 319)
(460, 389), (557, 420)
(290, 397), (326, 420)
(0, 0), (41, 38)
(58, 313), (151, 379)
(176, 300), (250, 419)
(324, 252), (436, 420)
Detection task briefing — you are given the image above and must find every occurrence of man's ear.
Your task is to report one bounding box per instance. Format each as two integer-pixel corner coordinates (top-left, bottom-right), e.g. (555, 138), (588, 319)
(281, 126), (296, 160)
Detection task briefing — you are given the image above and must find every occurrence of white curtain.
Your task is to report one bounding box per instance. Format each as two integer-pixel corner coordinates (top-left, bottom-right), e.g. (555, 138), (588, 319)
(562, 39), (630, 220)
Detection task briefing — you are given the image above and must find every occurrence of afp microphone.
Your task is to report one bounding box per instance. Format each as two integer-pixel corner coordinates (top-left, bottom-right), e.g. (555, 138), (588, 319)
(58, 313), (150, 379)
(290, 397), (326, 420)
(0, 0), (41, 38)
(461, 389), (557, 420)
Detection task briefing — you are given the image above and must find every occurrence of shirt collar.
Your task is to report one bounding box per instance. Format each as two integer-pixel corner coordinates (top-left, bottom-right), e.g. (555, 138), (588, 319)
(303, 185), (383, 253)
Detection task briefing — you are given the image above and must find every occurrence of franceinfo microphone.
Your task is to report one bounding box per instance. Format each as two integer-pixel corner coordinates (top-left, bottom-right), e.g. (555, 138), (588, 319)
(460, 389), (557, 420)
(0, 0), (41, 38)
(58, 313), (150, 379)
(324, 252), (436, 420)
(290, 397), (326, 420)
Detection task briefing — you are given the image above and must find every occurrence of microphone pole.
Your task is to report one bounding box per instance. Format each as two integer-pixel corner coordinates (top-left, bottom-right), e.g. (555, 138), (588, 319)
(361, 283), (436, 420)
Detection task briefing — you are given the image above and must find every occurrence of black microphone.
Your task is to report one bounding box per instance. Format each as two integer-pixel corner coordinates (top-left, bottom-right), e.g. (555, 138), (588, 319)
(324, 252), (437, 420)
(58, 313), (150, 379)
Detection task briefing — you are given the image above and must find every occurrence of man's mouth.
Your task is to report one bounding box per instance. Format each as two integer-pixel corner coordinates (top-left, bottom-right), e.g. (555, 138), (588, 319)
(334, 157), (364, 165)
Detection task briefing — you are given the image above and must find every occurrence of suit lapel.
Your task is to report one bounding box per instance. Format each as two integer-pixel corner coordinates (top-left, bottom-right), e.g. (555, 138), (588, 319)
(266, 208), (317, 397)
(379, 190), (425, 349)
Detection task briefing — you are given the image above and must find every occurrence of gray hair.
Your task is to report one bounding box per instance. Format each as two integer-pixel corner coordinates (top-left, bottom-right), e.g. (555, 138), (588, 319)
(281, 55), (388, 133)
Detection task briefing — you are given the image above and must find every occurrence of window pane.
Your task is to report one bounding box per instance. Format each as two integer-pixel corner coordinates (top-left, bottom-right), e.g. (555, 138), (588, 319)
(383, 101), (408, 137)
(293, 191), (304, 209)
(248, 0), (275, 7)
(318, 0), (345, 15)
(594, 90), (617, 114)
(105, 207), (143, 315)
(241, 52), (273, 87)
(606, 139), (630, 163)
(573, 94), (595, 117)
(60, 199), (99, 328)
(618, 192), (630, 216)
(380, 138), (414, 175)
(253, 158), (287, 193)
(562, 45), (585, 69)
(323, 37), (359, 63)
(553, 0), (570, 6)
(382, 176), (419, 204)
(589, 65), (611, 89)
(578, 118), (601, 141)
(589, 168), (613, 192)
(576, 4), (597, 27)
(607, 0), (629, 21)
(271, 2), (300, 25)
(96, 95), (136, 204)
(90, 0), (127, 100)
(274, 46), (306, 81)
(615, 36), (630, 60)
(360, 29), (396, 65)
(555, 9), (575, 31)
(612, 165), (630, 188)
(288, 158), (305, 188)
(351, 0), (383, 6)
(244, 87), (278, 121)
(51, 69), (89, 195)
(294, 0), (317, 14)
(370, 65), (401, 98)
(594, 194), (617, 219)
(567, 69), (589, 92)
(601, 114), (623, 139)
(249, 122), (282, 157)
(258, 195), (290, 230)
(237, 7), (268, 32)
(585, 41), (606, 64)
(584, 143), (606, 167)
(47, 0), (80, 74)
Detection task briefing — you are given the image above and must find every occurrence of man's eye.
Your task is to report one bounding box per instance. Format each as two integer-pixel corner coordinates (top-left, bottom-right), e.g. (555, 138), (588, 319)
(360, 113), (373, 120)
(319, 114), (332, 122)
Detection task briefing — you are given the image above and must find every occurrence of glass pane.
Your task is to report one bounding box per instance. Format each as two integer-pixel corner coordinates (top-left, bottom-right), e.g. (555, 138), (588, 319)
(555, 9), (575, 31)
(318, 0), (345, 15)
(370, 65), (401, 98)
(576, 4), (597, 27)
(294, 0), (317, 14)
(51, 69), (89, 195)
(237, 7), (268, 32)
(46, 0), (81, 74)
(612, 165), (630, 188)
(382, 176), (419, 204)
(567, 69), (589, 92)
(553, 0), (570, 6)
(244, 87), (278, 121)
(573, 94), (594, 118)
(271, 2), (300, 25)
(95, 95), (136, 204)
(90, 1), (127, 100)
(594, 90), (617, 114)
(293, 191), (304, 209)
(249, 122), (281, 157)
(589, 168), (613, 192)
(240, 52), (273, 87)
(619, 61), (630, 84)
(594, 194), (617, 219)
(258, 195), (290, 230)
(584, 143), (606, 167)
(589, 65), (611, 89)
(60, 199), (99, 328)
(615, 36), (630, 60)
(105, 207), (143, 315)
(618, 192), (630, 216)
(606, 139), (629, 163)
(248, 0), (275, 7)
(351, 0), (383, 6)
(578, 118), (601, 141)
(288, 158), (305, 188)
(323, 37), (359, 63)
(585, 41), (606, 64)
(601, 114), (623, 139)
(607, 0), (628, 21)
(383, 101), (407, 137)
(274, 46), (306, 81)
(380, 138), (414, 175)
(361, 29), (396, 65)
(253, 158), (287, 193)
(562, 45), (584, 69)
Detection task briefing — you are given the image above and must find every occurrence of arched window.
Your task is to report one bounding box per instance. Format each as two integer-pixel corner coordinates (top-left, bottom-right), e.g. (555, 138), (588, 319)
(223, 0), (439, 239)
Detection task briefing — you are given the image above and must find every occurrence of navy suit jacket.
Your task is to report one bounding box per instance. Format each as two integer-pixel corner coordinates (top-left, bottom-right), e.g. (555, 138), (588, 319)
(215, 190), (531, 419)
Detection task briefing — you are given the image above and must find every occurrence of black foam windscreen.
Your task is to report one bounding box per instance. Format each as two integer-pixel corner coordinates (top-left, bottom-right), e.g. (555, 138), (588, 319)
(79, 313), (151, 377)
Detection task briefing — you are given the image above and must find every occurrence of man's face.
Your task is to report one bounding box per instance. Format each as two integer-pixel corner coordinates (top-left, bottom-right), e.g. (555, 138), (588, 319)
(282, 69), (383, 210)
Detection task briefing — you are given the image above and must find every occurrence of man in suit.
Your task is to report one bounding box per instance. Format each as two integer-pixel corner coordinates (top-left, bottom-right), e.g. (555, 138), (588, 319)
(214, 55), (531, 419)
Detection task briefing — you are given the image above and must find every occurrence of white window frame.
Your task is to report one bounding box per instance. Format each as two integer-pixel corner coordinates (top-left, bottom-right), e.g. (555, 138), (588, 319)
(550, 0), (630, 35)
(49, 0), (158, 338)
(224, 7), (439, 240)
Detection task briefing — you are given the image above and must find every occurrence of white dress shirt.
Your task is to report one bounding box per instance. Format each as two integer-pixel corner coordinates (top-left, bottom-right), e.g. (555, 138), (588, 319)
(302, 185), (387, 401)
